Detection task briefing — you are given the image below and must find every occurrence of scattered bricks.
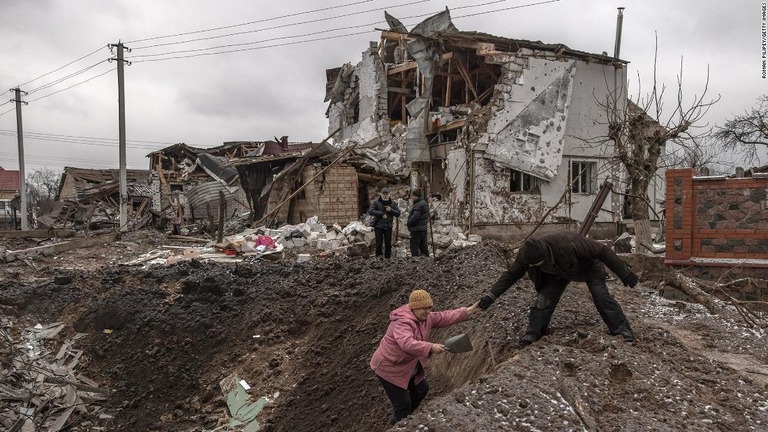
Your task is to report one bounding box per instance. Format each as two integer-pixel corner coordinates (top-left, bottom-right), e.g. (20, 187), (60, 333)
(467, 234), (482, 242)
(282, 239), (295, 249)
(298, 223), (312, 238)
(296, 254), (311, 263)
(316, 233), (327, 240)
(293, 238), (307, 248)
(317, 240), (332, 250)
(326, 231), (338, 241)
(363, 231), (376, 246)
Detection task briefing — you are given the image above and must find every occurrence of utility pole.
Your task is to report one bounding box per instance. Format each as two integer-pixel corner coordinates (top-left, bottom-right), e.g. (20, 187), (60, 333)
(11, 88), (28, 231)
(110, 42), (130, 231)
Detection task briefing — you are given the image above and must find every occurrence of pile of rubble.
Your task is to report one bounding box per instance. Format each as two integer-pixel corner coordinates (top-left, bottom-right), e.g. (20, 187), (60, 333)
(0, 318), (112, 431)
(122, 215), (484, 267)
(351, 123), (409, 177)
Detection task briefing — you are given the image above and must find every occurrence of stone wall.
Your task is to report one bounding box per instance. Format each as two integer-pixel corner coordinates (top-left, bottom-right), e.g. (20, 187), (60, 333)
(290, 164), (359, 226)
(666, 168), (768, 274)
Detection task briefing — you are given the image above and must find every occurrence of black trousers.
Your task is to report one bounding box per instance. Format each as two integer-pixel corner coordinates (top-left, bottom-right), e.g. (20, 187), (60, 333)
(374, 227), (393, 258)
(409, 231), (429, 257)
(526, 269), (633, 338)
(377, 375), (430, 424)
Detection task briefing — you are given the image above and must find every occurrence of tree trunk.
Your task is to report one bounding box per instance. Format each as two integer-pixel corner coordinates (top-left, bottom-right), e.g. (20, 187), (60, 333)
(629, 178), (653, 250)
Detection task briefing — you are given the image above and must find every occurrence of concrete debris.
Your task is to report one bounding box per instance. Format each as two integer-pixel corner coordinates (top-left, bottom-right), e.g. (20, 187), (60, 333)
(0, 317), (112, 431)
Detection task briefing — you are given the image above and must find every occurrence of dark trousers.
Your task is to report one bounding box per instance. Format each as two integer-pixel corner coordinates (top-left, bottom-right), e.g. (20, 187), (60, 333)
(409, 231), (429, 257)
(374, 227), (393, 258)
(377, 375), (430, 424)
(526, 270), (632, 338)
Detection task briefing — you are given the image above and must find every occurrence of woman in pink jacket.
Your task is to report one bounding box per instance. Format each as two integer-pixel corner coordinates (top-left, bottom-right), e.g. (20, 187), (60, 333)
(370, 289), (480, 424)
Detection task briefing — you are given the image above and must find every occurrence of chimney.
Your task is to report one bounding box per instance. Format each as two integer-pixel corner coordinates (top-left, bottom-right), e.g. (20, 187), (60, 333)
(614, 7), (625, 59)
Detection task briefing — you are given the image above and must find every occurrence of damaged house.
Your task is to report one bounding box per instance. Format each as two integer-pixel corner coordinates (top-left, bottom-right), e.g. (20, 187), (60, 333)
(326, 10), (633, 239)
(43, 167), (152, 228)
(229, 136), (378, 227)
(147, 142), (262, 225)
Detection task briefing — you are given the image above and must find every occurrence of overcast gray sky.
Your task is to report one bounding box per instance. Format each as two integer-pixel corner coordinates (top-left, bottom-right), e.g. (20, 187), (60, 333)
(0, 0), (763, 173)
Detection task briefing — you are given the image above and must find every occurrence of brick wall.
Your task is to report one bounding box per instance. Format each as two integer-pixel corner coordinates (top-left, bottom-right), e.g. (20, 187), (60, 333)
(666, 168), (768, 266)
(290, 164), (359, 225)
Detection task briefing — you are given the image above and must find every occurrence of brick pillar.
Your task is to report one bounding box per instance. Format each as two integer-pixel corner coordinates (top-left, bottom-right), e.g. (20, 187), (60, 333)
(665, 168), (695, 263)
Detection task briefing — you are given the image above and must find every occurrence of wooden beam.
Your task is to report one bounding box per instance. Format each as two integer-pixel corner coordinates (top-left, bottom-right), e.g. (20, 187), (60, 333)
(454, 59), (480, 103)
(387, 52), (454, 75)
(3, 233), (120, 262)
(380, 30), (412, 42)
(0, 229), (76, 239)
(254, 142), (359, 227)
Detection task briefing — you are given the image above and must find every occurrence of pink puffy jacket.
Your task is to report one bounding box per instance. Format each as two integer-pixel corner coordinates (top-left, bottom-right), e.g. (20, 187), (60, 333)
(370, 304), (469, 389)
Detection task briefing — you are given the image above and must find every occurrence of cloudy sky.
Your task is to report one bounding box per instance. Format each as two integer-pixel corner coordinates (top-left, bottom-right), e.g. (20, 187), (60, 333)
(0, 0), (763, 173)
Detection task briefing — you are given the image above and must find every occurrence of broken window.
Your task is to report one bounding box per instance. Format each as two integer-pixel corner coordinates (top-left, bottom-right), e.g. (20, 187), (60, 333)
(571, 161), (597, 194)
(510, 169), (540, 193)
(0, 201), (5, 210)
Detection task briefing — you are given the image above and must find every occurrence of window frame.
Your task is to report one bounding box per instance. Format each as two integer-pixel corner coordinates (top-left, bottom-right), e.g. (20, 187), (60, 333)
(570, 160), (597, 194)
(510, 169), (541, 194)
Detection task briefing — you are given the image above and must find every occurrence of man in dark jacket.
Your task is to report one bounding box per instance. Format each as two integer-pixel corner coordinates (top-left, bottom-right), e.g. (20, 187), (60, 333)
(477, 231), (639, 345)
(368, 187), (401, 258)
(406, 189), (430, 257)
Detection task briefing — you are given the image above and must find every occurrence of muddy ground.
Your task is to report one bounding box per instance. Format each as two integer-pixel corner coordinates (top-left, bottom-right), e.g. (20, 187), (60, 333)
(1, 231), (767, 431)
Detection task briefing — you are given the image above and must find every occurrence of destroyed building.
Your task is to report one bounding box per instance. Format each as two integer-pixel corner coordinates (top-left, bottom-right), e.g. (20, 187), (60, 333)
(34, 167), (153, 229)
(326, 10), (633, 240)
(147, 141), (265, 224)
(229, 137), (380, 227)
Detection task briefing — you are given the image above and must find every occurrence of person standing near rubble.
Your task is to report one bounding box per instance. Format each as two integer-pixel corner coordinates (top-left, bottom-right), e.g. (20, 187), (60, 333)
(368, 187), (401, 258)
(371, 289), (480, 424)
(406, 189), (430, 257)
(476, 231), (639, 345)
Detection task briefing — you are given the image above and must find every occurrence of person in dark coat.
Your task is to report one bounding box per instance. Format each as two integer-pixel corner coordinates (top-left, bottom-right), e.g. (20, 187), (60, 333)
(368, 187), (401, 258)
(477, 231), (639, 345)
(406, 189), (430, 257)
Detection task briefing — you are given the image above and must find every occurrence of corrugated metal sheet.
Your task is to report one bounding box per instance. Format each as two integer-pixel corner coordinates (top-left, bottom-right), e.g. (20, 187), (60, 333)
(187, 181), (249, 219)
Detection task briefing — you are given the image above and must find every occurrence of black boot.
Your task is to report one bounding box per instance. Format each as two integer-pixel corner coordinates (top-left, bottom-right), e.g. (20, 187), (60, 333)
(519, 332), (540, 346)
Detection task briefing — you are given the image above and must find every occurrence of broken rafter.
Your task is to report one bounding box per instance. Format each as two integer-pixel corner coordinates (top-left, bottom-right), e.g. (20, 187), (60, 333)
(454, 59), (480, 104)
(387, 52), (454, 75)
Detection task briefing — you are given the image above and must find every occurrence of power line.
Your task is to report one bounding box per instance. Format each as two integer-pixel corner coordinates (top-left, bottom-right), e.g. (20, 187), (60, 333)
(0, 129), (201, 147)
(0, 107), (15, 117)
(130, 0), (431, 50)
(17, 45), (107, 88)
(26, 59), (109, 95)
(127, 0), (519, 61)
(0, 130), (190, 150)
(125, 0), (375, 44)
(127, 0), (555, 63)
(27, 67), (115, 103)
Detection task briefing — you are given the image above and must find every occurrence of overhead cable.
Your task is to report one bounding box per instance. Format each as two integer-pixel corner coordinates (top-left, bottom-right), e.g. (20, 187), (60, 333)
(125, 0), (375, 44)
(17, 45), (107, 88)
(130, 0), (430, 50)
(27, 67), (115, 103)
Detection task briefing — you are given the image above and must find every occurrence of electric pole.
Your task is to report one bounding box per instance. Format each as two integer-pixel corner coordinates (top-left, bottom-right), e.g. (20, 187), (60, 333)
(11, 88), (28, 231)
(110, 42), (130, 231)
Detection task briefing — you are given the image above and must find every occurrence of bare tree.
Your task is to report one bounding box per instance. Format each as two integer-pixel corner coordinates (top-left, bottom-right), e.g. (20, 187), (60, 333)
(714, 95), (768, 163)
(601, 35), (719, 247)
(664, 136), (734, 175)
(26, 168), (61, 207)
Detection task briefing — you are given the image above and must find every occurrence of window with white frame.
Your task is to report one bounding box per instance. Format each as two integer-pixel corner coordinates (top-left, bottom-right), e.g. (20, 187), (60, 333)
(510, 169), (540, 193)
(570, 161), (597, 194)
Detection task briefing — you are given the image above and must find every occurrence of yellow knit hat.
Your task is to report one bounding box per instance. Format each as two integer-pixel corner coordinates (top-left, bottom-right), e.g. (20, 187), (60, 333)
(408, 290), (433, 310)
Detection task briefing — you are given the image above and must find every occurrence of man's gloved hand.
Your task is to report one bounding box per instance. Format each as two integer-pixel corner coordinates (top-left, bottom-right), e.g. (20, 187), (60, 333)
(478, 293), (496, 310)
(621, 271), (639, 288)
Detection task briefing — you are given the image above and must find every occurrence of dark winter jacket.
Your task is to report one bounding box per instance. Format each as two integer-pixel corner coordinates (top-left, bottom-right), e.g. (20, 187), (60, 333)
(490, 232), (633, 298)
(368, 197), (401, 230)
(406, 199), (429, 232)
